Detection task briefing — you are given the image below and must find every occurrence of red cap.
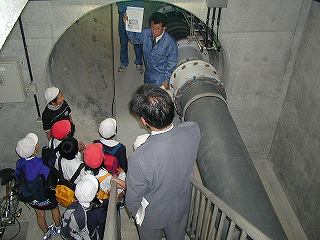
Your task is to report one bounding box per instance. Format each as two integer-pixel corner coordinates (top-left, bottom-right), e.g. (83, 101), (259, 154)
(51, 120), (71, 140)
(84, 143), (104, 169)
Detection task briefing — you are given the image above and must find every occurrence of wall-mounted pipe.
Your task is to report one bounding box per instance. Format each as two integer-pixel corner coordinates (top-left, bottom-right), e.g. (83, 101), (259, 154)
(170, 39), (287, 239)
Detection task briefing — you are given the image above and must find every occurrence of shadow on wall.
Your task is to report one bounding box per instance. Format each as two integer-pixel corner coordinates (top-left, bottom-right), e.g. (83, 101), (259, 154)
(48, 5), (113, 143)
(46, 1), (229, 143)
(46, 2), (168, 143)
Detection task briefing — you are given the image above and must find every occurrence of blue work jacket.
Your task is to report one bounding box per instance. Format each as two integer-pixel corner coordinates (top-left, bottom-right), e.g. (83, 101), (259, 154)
(127, 29), (178, 85)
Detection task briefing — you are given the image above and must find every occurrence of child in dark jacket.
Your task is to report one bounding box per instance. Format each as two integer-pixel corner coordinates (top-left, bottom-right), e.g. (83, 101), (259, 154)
(42, 87), (73, 140)
(15, 133), (61, 240)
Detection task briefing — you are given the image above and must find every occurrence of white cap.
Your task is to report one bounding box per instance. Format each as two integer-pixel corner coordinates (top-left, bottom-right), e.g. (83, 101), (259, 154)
(16, 133), (38, 158)
(99, 118), (116, 139)
(75, 175), (98, 208)
(133, 133), (150, 151)
(44, 87), (59, 104)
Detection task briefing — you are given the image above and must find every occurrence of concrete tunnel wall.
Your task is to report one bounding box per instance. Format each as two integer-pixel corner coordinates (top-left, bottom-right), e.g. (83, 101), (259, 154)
(0, 0), (212, 169)
(0, 0), (200, 168)
(47, 1), (173, 143)
(46, 1), (317, 238)
(48, 6), (114, 143)
(268, 1), (320, 239)
(0, 1), (314, 237)
(0, 0), (310, 170)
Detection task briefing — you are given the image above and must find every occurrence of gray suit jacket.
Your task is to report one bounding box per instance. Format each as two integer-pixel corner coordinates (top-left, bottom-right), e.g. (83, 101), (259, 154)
(126, 121), (201, 229)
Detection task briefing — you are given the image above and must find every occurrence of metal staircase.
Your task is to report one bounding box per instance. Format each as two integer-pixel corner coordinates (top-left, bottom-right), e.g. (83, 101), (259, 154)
(103, 177), (271, 240)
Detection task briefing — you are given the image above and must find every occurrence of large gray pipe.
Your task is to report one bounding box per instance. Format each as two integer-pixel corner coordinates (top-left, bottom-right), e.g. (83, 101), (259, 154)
(170, 40), (286, 239)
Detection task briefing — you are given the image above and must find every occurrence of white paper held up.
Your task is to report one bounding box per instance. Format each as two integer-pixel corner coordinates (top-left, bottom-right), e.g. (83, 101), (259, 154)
(126, 7), (144, 33)
(135, 197), (149, 226)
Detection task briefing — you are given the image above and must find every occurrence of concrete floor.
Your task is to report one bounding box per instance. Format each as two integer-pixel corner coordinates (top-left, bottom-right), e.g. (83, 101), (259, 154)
(13, 30), (141, 240)
(1, 1), (317, 236)
(10, 43), (305, 240)
(108, 42), (308, 240)
(7, 44), (304, 240)
(8, 50), (138, 240)
(4, 5), (307, 240)
(11, 46), (304, 240)
(113, 44), (198, 240)
(113, 42), (145, 240)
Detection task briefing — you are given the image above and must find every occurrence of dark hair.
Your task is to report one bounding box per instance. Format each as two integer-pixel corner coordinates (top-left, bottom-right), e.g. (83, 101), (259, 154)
(49, 90), (61, 105)
(149, 12), (167, 27)
(84, 166), (100, 176)
(129, 84), (175, 129)
(59, 137), (79, 160)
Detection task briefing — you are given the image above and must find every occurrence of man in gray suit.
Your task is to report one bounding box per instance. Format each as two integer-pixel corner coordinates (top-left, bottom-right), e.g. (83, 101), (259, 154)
(126, 84), (201, 240)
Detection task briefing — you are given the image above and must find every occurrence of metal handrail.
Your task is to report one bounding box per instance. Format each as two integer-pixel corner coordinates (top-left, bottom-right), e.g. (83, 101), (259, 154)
(103, 181), (119, 240)
(187, 177), (271, 240)
(103, 177), (271, 240)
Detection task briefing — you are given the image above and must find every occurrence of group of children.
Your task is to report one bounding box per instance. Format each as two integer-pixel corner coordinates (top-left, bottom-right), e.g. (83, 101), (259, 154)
(15, 87), (128, 240)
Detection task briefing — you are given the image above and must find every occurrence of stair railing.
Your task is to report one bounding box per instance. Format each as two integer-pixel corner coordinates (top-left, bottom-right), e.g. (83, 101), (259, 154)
(103, 181), (120, 240)
(187, 177), (271, 240)
(103, 177), (271, 240)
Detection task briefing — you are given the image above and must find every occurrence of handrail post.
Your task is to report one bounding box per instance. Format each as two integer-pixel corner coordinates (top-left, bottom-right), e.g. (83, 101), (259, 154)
(103, 181), (119, 240)
(187, 176), (272, 240)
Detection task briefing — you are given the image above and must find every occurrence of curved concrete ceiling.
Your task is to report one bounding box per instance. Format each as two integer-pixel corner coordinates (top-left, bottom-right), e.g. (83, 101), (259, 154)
(0, 0), (228, 51)
(46, 1), (228, 142)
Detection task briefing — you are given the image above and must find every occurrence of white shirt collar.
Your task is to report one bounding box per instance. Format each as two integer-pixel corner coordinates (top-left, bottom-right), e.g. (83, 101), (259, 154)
(151, 123), (173, 135)
(100, 138), (119, 147)
(47, 103), (62, 111)
(155, 31), (165, 43)
(49, 138), (62, 148)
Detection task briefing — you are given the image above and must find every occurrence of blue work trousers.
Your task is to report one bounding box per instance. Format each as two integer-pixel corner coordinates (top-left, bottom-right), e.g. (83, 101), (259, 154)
(118, 12), (143, 66)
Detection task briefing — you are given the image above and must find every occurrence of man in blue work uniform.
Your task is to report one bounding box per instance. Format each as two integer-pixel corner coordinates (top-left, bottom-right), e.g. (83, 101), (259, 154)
(117, 1), (144, 74)
(126, 12), (178, 89)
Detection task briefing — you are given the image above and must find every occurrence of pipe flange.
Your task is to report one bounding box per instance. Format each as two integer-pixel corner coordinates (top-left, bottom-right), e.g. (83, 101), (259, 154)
(170, 59), (219, 96)
(174, 77), (226, 116)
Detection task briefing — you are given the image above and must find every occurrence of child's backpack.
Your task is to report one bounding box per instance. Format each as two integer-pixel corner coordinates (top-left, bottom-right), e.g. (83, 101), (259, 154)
(93, 141), (121, 175)
(18, 172), (47, 203)
(42, 139), (61, 169)
(104, 144), (121, 175)
(55, 157), (85, 207)
(61, 201), (103, 240)
(96, 173), (112, 200)
(61, 202), (88, 239)
(103, 153), (119, 176)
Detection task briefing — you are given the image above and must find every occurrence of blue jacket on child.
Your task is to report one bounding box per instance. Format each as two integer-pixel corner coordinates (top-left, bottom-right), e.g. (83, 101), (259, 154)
(15, 157), (50, 181)
(15, 156), (57, 209)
